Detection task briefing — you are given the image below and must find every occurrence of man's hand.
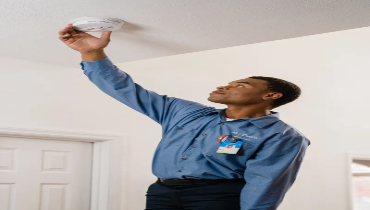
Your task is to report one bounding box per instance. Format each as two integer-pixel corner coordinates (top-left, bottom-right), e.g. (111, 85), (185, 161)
(58, 24), (112, 61)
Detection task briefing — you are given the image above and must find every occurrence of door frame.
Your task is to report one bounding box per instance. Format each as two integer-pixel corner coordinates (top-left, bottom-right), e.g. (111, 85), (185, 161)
(0, 126), (128, 210)
(347, 152), (370, 210)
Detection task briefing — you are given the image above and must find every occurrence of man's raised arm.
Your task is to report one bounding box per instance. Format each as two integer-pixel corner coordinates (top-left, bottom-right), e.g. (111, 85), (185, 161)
(58, 24), (206, 127)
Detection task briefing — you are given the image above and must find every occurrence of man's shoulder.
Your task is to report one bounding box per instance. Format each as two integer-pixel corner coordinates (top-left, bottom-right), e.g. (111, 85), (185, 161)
(272, 120), (310, 143)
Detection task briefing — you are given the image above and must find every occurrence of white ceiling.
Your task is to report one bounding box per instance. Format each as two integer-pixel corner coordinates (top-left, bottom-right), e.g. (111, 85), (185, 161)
(1, 0), (370, 68)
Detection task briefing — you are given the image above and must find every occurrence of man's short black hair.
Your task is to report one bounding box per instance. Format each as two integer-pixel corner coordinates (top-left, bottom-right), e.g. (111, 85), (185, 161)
(248, 76), (301, 109)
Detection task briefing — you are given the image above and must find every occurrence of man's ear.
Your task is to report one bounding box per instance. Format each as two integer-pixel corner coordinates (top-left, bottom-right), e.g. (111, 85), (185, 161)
(272, 93), (283, 100)
(263, 93), (283, 100)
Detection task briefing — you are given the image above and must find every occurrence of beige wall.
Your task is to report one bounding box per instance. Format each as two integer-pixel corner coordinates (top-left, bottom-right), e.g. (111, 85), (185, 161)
(1, 26), (370, 209)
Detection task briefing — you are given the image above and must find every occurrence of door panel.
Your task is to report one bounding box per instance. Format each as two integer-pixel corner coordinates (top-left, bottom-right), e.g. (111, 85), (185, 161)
(0, 137), (92, 210)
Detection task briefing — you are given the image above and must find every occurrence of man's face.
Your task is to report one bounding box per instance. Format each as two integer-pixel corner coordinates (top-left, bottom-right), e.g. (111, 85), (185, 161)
(207, 78), (272, 106)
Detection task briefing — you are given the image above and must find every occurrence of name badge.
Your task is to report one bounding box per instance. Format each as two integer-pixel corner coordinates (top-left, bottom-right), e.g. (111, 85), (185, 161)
(216, 141), (243, 154)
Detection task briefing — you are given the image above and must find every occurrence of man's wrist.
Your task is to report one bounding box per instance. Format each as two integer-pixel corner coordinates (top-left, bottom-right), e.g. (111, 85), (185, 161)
(81, 50), (107, 62)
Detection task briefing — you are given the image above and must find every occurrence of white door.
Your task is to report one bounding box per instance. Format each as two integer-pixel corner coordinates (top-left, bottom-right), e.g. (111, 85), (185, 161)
(0, 136), (93, 210)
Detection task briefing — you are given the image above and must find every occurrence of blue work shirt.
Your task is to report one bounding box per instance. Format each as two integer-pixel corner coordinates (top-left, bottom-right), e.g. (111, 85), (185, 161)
(81, 57), (310, 210)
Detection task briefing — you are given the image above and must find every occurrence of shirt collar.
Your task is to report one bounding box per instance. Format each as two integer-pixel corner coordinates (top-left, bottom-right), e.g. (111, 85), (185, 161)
(211, 108), (280, 128)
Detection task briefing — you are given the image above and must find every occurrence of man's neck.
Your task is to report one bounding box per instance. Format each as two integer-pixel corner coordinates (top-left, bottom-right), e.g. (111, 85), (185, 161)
(225, 106), (271, 119)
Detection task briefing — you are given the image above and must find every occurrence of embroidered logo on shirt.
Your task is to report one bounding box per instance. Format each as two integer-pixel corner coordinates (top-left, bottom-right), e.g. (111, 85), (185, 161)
(231, 131), (258, 140)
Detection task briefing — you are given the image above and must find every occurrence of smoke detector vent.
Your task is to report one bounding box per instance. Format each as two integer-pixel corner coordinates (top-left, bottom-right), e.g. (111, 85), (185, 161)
(69, 17), (125, 32)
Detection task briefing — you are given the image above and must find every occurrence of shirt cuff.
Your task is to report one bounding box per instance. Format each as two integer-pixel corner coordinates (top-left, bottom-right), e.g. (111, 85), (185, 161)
(80, 57), (114, 71)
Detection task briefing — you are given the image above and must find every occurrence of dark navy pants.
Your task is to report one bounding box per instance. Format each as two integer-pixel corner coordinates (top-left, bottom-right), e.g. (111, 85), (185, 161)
(145, 179), (245, 210)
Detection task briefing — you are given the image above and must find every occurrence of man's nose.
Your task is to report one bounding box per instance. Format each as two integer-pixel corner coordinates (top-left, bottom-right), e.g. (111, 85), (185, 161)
(217, 86), (228, 90)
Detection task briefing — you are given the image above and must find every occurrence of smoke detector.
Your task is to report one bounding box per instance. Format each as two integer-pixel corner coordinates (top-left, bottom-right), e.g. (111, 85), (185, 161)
(69, 17), (125, 32)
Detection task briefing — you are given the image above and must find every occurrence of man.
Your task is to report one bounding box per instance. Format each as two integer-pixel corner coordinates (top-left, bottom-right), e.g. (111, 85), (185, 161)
(59, 24), (310, 210)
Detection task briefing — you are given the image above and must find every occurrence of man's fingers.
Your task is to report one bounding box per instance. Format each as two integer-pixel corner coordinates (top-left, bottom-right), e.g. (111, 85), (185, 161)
(100, 31), (112, 41)
(65, 24), (77, 36)
(58, 24), (76, 36)
(59, 36), (68, 41)
(58, 28), (67, 36)
(58, 31), (71, 41)
(59, 30), (73, 41)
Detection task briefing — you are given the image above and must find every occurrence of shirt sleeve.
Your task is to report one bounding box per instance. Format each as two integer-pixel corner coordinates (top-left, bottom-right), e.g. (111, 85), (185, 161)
(240, 133), (309, 210)
(81, 57), (207, 128)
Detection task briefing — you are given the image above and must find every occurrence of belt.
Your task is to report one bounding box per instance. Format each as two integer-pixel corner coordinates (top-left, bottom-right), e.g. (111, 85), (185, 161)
(158, 178), (245, 186)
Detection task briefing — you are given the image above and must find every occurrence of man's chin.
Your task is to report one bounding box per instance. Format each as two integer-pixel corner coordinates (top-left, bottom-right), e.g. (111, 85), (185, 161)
(207, 97), (226, 104)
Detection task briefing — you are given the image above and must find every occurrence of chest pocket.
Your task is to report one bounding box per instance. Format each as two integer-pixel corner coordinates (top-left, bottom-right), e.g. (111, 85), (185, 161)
(163, 125), (199, 146)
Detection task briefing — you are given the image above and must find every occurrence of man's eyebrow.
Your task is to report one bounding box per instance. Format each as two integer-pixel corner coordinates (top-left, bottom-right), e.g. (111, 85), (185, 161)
(228, 82), (251, 85)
